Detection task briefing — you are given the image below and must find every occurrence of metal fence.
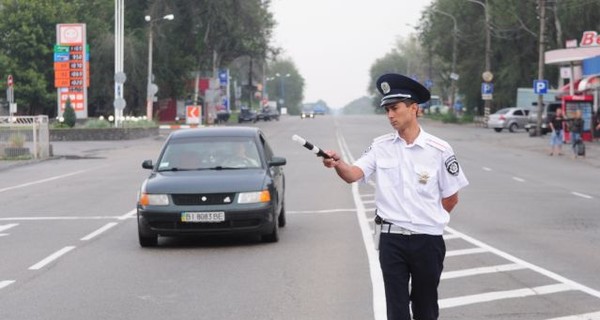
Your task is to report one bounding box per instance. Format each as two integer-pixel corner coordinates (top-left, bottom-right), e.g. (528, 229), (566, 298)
(0, 116), (50, 160)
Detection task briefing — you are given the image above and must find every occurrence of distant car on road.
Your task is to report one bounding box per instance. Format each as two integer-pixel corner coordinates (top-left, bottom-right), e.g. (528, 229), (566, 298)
(137, 127), (287, 247)
(256, 106), (279, 121)
(525, 102), (562, 135)
(487, 107), (531, 132)
(300, 106), (315, 119)
(238, 107), (257, 123)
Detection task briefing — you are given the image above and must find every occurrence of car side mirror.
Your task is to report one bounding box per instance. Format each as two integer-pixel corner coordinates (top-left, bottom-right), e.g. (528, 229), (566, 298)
(142, 160), (154, 169)
(268, 156), (286, 167)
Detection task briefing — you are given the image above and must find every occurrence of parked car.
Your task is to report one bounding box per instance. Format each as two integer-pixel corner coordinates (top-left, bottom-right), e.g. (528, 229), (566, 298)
(300, 106), (315, 119)
(137, 127), (287, 247)
(256, 106), (279, 121)
(238, 107), (257, 123)
(487, 107), (531, 132)
(525, 102), (562, 135)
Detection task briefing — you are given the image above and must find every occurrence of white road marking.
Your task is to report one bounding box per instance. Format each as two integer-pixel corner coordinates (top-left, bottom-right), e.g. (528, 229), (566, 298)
(362, 199), (376, 205)
(0, 223), (18, 233)
(442, 234), (461, 240)
(546, 311), (600, 320)
(439, 283), (572, 309)
(0, 215), (128, 221)
(445, 247), (488, 257)
(0, 280), (15, 289)
(288, 208), (358, 214)
(0, 170), (89, 193)
(482, 167), (492, 171)
(80, 222), (118, 241)
(512, 177), (525, 182)
(441, 263), (526, 280)
(336, 127), (386, 320)
(571, 192), (593, 199)
(445, 227), (600, 299)
(29, 246), (76, 270)
(118, 209), (137, 220)
(360, 193), (375, 198)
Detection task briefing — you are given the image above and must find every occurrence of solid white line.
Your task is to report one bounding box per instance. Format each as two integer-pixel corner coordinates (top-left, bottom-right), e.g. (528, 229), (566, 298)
(80, 222), (118, 241)
(446, 247), (488, 257)
(546, 311), (600, 320)
(571, 191), (593, 199)
(0, 223), (18, 233)
(336, 126), (386, 320)
(28, 246), (76, 270)
(443, 234), (461, 240)
(288, 208), (357, 214)
(0, 216), (126, 221)
(439, 283), (572, 309)
(445, 226), (600, 299)
(117, 209), (137, 220)
(0, 280), (15, 289)
(0, 170), (88, 193)
(441, 263), (526, 280)
(512, 177), (526, 182)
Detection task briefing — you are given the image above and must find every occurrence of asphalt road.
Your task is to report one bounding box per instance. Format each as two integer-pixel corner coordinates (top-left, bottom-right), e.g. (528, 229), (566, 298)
(1, 114), (600, 319)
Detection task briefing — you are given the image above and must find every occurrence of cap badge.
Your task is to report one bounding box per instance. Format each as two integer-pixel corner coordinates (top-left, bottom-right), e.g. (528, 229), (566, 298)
(381, 82), (391, 94)
(418, 171), (430, 184)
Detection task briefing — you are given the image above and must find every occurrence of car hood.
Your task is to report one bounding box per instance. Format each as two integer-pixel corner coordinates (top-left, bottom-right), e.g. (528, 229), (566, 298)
(143, 169), (268, 194)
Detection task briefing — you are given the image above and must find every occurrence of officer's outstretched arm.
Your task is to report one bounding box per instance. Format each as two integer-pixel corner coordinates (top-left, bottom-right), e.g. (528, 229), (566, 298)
(322, 150), (364, 183)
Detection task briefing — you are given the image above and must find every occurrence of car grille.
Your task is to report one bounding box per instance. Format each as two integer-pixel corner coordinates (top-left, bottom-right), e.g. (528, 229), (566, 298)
(172, 193), (236, 205)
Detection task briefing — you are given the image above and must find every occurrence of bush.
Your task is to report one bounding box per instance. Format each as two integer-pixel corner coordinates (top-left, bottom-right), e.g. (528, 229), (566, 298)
(84, 118), (112, 128)
(63, 99), (76, 128)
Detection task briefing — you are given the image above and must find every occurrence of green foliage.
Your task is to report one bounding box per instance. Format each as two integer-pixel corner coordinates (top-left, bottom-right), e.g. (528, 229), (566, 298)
(63, 99), (76, 128)
(83, 119), (112, 129)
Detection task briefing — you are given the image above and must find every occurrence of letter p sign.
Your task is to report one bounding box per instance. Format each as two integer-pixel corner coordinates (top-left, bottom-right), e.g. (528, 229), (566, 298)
(534, 80), (548, 94)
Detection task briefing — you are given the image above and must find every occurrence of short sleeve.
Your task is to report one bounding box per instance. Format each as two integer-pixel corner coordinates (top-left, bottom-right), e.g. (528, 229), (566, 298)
(439, 147), (469, 198)
(353, 143), (377, 183)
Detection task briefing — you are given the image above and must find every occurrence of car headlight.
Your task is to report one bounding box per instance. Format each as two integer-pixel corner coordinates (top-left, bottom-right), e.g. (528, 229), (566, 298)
(139, 193), (169, 206)
(238, 190), (271, 204)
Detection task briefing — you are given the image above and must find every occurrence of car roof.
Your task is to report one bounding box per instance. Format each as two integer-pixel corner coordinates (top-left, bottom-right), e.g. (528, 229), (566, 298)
(168, 127), (260, 140)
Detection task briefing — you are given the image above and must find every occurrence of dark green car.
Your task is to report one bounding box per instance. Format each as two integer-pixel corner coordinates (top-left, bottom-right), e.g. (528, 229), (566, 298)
(137, 127), (286, 247)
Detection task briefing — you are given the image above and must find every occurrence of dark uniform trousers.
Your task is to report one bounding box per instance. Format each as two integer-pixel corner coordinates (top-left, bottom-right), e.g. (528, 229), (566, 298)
(379, 233), (446, 320)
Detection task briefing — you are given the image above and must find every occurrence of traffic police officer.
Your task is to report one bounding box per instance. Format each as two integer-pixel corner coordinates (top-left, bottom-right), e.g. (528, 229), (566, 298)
(322, 73), (469, 320)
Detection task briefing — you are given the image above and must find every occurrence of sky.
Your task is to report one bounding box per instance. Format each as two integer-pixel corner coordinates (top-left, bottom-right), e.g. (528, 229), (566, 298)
(270, 0), (433, 108)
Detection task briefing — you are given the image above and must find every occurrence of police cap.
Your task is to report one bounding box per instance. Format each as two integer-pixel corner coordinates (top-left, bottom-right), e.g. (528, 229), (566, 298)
(376, 73), (431, 107)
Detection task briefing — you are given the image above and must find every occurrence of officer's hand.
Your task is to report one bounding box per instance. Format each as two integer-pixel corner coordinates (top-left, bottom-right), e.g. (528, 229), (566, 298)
(322, 150), (340, 168)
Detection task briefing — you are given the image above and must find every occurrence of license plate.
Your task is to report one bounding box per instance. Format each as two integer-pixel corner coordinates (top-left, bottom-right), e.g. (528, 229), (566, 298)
(181, 211), (225, 223)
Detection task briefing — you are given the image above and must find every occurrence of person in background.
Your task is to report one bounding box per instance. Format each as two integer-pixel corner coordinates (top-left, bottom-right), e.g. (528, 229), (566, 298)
(569, 109), (584, 159)
(548, 108), (565, 156)
(321, 73), (469, 320)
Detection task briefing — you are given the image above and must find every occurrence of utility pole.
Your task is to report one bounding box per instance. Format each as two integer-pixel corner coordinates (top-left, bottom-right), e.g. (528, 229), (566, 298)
(535, 0), (546, 136)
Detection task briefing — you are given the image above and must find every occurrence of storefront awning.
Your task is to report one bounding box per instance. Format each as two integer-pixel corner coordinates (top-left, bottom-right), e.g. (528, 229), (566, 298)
(578, 74), (600, 91)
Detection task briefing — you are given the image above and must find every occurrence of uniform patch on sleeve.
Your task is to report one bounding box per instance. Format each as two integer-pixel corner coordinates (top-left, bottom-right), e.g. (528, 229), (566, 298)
(363, 145), (373, 155)
(445, 155), (460, 176)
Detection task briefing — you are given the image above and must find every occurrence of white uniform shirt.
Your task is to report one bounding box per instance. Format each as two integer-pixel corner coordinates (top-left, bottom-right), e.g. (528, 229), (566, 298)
(354, 128), (469, 235)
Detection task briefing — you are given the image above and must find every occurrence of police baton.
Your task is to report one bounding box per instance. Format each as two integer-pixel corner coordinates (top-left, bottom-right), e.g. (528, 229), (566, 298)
(291, 134), (332, 159)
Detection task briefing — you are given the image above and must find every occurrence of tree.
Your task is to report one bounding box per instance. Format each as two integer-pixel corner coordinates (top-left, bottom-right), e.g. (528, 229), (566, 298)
(266, 58), (304, 115)
(63, 98), (76, 128)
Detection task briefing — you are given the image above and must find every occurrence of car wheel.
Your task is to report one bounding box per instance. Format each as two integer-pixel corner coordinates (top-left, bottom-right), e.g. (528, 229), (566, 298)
(138, 218), (158, 248)
(508, 123), (518, 133)
(494, 128), (502, 132)
(262, 212), (280, 243)
(278, 201), (286, 227)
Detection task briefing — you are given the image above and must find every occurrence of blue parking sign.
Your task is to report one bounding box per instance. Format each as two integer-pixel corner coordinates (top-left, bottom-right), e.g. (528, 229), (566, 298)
(481, 83), (494, 94)
(533, 80), (548, 94)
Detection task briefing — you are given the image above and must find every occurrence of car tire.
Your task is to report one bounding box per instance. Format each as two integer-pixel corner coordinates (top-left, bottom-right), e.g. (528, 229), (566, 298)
(278, 201), (286, 227)
(508, 123), (518, 133)
(138, 223), (158, 247)
(494, 128), (502, 132)
(262, 212), (280, 243)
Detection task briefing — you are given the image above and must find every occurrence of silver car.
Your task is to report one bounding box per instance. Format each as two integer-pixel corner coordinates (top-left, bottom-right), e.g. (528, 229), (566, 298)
(487, 107), (531, 132)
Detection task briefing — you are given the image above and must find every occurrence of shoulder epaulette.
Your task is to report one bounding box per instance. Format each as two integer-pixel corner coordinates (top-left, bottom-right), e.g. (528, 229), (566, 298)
(425, 136), (450, 152)
(372, 133), (395, 145)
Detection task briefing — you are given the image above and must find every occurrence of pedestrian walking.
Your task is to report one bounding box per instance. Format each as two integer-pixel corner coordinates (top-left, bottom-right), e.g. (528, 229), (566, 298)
(321, 73), (469, 320)
(549, 108), (566, 156)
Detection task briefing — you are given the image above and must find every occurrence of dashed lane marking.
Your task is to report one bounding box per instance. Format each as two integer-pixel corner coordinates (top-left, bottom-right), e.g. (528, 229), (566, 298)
(28, 246), (76, 270)
(0, 280), (15, 290)
(441, 263), (526, 280)
(80, 222), (118, 241)
(571, 191), (593, 199)
(512, 176), (525, 182)
(0, 170), (89, 194)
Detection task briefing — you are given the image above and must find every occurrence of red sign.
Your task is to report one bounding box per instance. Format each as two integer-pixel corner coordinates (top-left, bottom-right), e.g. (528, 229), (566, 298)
(580, 31), (600, 47)
(7, 75), (13, 87)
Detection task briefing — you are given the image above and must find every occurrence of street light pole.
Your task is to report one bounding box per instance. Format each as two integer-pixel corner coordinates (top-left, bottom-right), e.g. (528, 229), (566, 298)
(433, 8), (458, 114)
(145, 14), (174, 121)
(275, 73), (290, 111)
(467, 0), (492, 116)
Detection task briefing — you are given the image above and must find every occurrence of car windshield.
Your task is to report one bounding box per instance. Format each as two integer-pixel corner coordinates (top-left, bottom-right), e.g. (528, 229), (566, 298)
(157, 136), (262, 171)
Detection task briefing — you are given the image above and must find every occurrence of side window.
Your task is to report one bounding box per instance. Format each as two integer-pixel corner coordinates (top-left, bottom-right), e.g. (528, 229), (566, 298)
(260, 134), (273, 161)
(513, 110), (523, 116)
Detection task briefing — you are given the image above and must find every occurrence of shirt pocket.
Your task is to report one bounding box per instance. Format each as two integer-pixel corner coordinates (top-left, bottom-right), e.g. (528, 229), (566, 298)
(414, 165), (439, 199)
(376, 158), (400, 187)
